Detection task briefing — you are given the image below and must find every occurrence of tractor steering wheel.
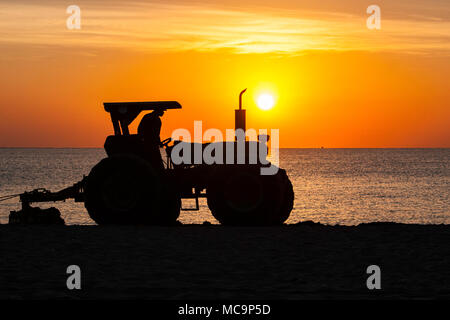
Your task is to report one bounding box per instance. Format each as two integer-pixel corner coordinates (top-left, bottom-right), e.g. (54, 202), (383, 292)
(160, 137), (172, 147)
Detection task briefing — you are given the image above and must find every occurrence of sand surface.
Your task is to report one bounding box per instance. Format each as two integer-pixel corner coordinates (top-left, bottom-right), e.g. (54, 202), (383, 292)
(1, 222), (450, 299)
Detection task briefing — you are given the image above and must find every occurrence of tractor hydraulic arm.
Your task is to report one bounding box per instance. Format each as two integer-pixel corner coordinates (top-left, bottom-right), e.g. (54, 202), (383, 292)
(20, 177), (86, 209)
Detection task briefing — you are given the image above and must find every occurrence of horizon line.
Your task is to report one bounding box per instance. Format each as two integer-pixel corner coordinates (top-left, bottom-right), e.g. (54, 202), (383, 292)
(1, 146), (449, 150)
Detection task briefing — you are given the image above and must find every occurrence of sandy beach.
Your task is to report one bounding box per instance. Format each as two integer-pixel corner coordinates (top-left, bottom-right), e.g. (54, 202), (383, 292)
(1, 222), (450, 299)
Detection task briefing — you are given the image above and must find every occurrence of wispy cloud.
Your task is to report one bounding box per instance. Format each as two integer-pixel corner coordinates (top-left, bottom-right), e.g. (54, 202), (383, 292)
(0, 1), (449, 55)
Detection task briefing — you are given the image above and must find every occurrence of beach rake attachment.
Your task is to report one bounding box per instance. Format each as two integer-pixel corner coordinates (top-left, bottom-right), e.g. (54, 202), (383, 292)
(4, 178), (86, 225)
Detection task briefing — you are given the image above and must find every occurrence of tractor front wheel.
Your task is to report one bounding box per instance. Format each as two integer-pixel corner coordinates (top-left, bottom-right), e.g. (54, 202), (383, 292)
(206, 166), (294, 226)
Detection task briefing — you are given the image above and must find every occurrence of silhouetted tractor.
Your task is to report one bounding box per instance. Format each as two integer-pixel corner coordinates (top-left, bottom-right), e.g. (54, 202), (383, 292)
(10, 91), (294, 225)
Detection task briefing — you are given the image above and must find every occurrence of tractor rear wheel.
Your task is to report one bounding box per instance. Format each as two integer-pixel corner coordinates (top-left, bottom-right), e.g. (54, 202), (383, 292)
(206, 166), (294, 225)
(84, 155), (180, 225)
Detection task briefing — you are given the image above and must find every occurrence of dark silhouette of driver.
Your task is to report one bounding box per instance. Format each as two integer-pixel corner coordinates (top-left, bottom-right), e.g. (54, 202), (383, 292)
(138, 109), (165, 171)
(138, 109), (165, 144)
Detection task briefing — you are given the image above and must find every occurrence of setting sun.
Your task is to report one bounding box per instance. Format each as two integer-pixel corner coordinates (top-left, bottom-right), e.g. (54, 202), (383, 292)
(257, 94), (275, 111)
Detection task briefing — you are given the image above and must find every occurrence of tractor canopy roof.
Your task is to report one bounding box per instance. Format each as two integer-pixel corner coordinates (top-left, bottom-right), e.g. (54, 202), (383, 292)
(104, 101), (181, 135)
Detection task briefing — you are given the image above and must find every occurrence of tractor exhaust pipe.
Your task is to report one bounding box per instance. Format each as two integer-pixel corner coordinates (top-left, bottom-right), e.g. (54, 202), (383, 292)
(235, 88), (247, 135)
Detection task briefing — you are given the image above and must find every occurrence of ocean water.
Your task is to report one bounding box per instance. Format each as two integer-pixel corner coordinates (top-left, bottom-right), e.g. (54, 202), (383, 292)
(0, 148), (448, 225)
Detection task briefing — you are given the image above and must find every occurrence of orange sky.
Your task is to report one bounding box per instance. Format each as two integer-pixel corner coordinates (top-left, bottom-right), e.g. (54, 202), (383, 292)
(0, 0), (449, 147)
